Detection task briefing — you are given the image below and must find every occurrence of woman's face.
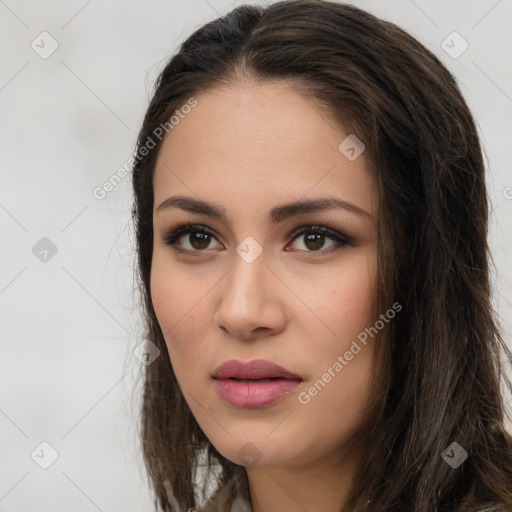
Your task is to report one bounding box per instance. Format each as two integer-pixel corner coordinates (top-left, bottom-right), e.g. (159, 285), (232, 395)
(150, 81), (379, 468)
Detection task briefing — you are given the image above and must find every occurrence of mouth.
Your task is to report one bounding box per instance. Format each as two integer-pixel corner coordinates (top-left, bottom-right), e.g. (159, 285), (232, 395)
(212, 359), (303, 408)
(212, 358), (303, 381)
(224, 377), (284, 382)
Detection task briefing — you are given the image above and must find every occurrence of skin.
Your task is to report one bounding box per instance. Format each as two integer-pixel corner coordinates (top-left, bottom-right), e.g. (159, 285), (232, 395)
(150, 80), (380, 512)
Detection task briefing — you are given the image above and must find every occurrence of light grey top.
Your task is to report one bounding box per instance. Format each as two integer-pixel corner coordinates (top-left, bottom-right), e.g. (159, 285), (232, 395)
(229, 495), (252, 512)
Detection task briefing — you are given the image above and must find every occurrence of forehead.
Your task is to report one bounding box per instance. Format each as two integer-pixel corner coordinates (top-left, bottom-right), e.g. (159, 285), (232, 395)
(153, 81), (377, 219)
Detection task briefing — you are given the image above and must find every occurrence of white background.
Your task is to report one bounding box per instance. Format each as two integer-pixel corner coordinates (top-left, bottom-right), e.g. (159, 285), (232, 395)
(1, 0), (511, 510)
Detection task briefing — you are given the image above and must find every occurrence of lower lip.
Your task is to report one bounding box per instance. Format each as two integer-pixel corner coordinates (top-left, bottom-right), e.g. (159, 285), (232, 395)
(215, 378), (302, 408)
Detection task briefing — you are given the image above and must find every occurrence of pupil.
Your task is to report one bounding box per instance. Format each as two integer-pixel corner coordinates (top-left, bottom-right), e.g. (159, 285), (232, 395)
(191, 232), (210, 249)
(305, 233), (324, 250)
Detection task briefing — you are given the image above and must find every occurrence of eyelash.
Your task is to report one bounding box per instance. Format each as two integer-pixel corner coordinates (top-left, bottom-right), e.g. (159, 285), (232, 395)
(160, 222), (351, 256)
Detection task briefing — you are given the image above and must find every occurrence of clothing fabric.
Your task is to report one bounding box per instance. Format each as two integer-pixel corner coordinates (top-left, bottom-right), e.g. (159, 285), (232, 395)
(229, 495), (252, 512)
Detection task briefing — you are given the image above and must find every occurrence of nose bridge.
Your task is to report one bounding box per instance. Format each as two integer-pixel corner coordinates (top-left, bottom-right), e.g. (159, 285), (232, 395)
(223, 246), (268, 307)
(213, 244), (285, 338)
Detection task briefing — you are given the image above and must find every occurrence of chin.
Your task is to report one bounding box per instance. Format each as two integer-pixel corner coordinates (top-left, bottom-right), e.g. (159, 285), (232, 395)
(210, 433), (303, 469)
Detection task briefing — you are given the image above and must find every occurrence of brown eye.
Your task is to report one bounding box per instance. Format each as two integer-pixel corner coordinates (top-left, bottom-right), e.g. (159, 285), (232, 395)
(287, 225), (350, 253)
(187, 231), (212, 250)
(303, 232), (327, 251)
(162, 224), (222, 252)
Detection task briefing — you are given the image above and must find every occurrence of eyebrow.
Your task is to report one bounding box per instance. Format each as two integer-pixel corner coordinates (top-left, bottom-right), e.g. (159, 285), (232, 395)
(156, 195), (373, 223)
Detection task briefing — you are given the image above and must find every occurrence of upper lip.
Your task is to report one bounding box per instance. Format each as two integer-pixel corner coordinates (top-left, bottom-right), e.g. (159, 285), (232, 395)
(213, 359), (303, 380)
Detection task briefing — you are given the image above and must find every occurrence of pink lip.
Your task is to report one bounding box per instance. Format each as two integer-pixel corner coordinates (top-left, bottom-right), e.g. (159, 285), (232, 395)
(213, 359), (303, 408)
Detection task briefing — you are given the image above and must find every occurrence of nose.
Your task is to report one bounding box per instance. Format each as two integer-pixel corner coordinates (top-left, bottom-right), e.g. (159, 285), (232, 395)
(213, 251), (287, 341)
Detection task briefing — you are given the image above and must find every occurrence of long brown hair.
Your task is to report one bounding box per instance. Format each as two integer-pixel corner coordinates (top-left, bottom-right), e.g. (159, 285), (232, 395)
(131, 1), (512, 510)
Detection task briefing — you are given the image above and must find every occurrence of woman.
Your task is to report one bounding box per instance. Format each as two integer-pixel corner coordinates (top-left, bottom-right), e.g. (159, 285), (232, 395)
(131, 1), (512, 510)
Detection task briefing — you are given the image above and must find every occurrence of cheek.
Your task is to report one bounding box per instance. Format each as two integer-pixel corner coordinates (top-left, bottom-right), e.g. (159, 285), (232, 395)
(292, 253), (378, 408)
(149, 251), (217, 377)
(291, 252), (378, 343)
(150, 255), (188, 350)
(333, 257), (378, 335)
(150, 250), (206, 332)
